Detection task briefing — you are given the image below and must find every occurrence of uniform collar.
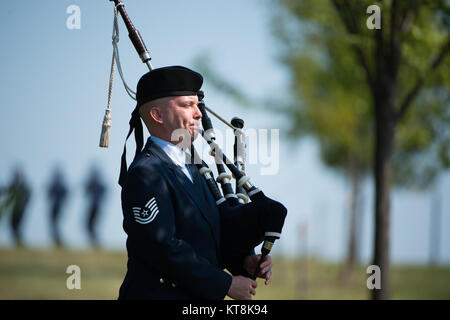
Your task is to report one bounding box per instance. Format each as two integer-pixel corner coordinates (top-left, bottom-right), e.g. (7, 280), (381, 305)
(150, 136), (188, 168)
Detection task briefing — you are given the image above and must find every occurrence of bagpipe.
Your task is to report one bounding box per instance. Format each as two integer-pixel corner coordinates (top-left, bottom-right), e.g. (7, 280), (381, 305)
(101, 0), (287, 279)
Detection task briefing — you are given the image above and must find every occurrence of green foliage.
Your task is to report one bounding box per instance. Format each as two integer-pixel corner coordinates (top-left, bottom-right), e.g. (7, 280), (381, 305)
(394, 87), (449, 187)
(273, 0), (450, 188)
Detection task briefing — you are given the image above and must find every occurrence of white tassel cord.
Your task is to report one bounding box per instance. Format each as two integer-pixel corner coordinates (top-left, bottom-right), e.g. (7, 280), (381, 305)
(99, 6), (137, 148)
(99, 51), (115, 148)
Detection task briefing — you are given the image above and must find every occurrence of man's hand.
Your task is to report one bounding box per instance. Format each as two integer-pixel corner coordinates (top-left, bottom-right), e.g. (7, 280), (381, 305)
(243, 254), (272, 285)
(227, 275), (257, 300)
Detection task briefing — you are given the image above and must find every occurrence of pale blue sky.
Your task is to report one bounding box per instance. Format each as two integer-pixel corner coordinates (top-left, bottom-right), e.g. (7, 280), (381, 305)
(0, 0), (449, 265)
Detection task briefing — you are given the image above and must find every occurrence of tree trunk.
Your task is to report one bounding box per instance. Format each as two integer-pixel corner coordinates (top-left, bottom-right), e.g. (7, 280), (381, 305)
(372, 92), (396, 300)
(340, 157), (361, 281)
(347, 160), (360, 267)
(429, 176), (442, 266)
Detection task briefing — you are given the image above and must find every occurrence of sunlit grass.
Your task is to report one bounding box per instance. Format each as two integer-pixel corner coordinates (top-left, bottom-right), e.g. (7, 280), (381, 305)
(0, 248), (449, 299)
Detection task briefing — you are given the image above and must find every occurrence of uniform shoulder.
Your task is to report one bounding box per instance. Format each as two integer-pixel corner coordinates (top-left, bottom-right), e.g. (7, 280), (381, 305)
(125, 151), (167, 187)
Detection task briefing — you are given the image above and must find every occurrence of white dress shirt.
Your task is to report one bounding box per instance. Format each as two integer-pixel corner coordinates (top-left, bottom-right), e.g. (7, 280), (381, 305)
(150, 136), (193, 183)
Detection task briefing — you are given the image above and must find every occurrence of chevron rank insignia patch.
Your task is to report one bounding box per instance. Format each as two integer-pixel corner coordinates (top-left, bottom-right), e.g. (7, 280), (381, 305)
(132, 197), (159, 224)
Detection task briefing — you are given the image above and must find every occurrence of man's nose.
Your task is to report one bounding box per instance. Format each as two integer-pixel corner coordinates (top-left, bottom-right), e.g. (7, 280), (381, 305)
(193, 105), (202, 119)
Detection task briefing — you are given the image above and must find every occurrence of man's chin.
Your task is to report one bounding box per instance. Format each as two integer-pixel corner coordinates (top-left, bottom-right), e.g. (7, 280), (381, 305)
(191, 127), (202, 141)
(191, 131), (200, 141)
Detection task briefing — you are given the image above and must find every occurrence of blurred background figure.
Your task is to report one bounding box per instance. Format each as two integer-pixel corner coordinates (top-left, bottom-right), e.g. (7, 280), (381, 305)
(47, 165), (68, 248)
(84, 165), (107, 249)
(0, 167), (31, 247)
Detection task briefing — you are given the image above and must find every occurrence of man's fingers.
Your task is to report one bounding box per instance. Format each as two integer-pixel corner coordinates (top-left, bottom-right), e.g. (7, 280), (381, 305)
(258, 255), (272, 278)
(250, 279), (257, 288)
(260, 264), (270, 274)
(262, 256), (272, 267)
(258, 256), (272, 271)
(257, 267), (272, 284)
(258, 264), (272, 276)
(265, 270), (272, 285)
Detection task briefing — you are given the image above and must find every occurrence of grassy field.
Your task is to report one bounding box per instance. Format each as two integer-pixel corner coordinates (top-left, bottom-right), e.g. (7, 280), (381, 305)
(0, 248), (449, 300)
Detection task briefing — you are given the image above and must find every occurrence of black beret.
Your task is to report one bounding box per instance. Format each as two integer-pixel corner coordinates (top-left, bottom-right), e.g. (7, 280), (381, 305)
(136, 66), (203, 108)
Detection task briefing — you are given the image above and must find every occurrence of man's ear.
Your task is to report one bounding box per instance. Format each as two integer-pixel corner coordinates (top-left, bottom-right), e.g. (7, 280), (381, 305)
(150, 107), (163, 124)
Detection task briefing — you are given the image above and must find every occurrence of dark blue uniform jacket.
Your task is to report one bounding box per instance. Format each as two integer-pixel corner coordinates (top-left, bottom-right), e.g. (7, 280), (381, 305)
(118, 138), (256, 300)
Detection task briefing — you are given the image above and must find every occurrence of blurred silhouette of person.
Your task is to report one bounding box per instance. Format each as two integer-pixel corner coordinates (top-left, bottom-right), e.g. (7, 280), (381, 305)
(0, 167), (31, 247)
(47, 166), (68, 248)
(84, 165), (107, 248)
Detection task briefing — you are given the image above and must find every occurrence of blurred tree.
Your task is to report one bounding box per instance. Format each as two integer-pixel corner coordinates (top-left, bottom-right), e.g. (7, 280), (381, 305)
(194, 0), (449, 300)
(271, 0), (450, 299)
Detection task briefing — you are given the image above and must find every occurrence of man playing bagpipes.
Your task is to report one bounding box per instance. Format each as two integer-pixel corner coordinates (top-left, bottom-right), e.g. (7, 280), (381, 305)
(100, 0), (287, 300)
(117, 66), (287, 300)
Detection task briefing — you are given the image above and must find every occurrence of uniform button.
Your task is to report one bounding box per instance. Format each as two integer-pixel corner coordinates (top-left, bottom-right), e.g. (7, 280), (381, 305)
(172, 283), (176, 288)
(159, 278), (164, 284)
